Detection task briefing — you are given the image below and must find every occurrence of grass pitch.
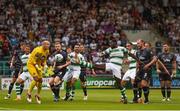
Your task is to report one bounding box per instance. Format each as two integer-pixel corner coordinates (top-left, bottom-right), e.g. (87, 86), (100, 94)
(0, 89), (180, 110)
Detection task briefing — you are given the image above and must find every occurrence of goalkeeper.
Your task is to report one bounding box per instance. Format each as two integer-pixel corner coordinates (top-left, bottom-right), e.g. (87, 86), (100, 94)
(26, 39), (50, 104)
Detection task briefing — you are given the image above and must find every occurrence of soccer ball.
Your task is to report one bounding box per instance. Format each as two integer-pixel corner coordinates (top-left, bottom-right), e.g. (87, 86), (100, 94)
(54, 54), (63, 62)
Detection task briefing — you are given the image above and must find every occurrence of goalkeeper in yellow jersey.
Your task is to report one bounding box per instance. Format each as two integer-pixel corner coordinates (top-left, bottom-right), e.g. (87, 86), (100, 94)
(27, 39), (50, 104)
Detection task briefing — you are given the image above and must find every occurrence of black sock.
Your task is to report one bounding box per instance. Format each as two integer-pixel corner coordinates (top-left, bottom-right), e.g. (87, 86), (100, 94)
(66, 84), (71, 96)
(167, 87), (171, 98)
(71, 85), (75, 98)
(54, 84), (60, 98)
(20, 84), (24, 94)
(138, 88), (142, 98)
(161, 87), (166, 98)
(50, 84), (56, 95)
(132, 84), (138, 100)
(143, 87), (149, 102)
(8, 83), (14, 95)
(83, 87), (87, 96)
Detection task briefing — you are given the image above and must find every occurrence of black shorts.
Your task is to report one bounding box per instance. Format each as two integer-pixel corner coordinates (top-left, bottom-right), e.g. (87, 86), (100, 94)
(135, 69), (151, 82)
(159, 73), (172, 81)
(79, 71), (86, 82)
(51, 68), (66, 79)
(12, 67), (21, 78)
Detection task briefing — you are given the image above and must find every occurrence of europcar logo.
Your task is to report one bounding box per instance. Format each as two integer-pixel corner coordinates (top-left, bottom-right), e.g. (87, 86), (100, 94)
(87, 80), (116, 87)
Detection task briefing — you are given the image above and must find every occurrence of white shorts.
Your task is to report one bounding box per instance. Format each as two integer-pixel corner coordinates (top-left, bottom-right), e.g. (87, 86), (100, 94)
(63, 69), (81, 82)
(122, 68), (136, 81)
(106, 63), (122, 79)
(19, 71), (32, 81)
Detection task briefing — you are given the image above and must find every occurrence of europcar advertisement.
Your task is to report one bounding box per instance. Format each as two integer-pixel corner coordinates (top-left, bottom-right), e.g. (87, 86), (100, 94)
(74, 76), (116, 89)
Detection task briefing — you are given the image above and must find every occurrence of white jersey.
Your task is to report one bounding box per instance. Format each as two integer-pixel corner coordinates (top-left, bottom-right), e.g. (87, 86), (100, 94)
(68, 52), (84, 70)
(128, 49), (137, 69)
(104, 46), (128, 66)
(21, 53), (30, 72)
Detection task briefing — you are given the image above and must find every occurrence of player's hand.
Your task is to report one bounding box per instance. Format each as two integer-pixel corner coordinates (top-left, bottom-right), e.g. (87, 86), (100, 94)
(123, 59), (130, 64)
(92, 70), (96, 77)
(171, 70), (176, 78)
(143, 64), (149, 70)
(10, 63), (13, 69)
(33, 76), (39, 82)
(57, 66), (63, 69)
(156, 69), (161, 74)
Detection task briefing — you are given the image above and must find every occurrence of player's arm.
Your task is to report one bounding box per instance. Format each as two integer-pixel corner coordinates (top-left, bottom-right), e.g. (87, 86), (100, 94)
(88, 54), (96, 76)
(172, 55), (177, 77)
(30, 48), (43, 72)
(157, 60), (170, 75)
(143, 56), (157, 70)
(156, 59), (161, 74)
(57, 55), (71, 69)
(9, 50), (16, 68)
(128, 52), (142, 65)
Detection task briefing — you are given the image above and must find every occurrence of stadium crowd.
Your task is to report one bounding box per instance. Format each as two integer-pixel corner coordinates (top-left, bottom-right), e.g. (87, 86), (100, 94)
(0, 0), (179, 69)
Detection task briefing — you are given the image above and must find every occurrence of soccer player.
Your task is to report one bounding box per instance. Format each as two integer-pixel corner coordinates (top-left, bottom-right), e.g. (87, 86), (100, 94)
(15, 44), (32, 100)
(121, 42), (137, 103)
(4, 42), (25, 99)
(27, 39), (50, 104)
(157, 43), (176, 101)
(93, 39), (140, 104)
(49, 42), (70, 102)
(135, 39), (158, 104)
(79, 44), (96, 100)
(63, 44), (84, 101)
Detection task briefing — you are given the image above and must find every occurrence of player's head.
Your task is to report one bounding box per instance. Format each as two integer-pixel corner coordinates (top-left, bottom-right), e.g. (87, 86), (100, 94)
(66, 46), (72, 54)
(126, 42), (133, 50)
(20, 42), (26, 51)
(42, 39), (50, 50)
(145, 42), (151, 49)
(79, 43), (85, 53)
(24, 44), (31, 54)
(163, 43), (170, 53)
(74, 44), (80, 53)
(54, 42), (61, 51)
(109, 39), (117, 48)
(137, 39), (145, 49)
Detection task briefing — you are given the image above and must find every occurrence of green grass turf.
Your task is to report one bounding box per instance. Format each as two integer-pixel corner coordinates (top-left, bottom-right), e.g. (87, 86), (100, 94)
(0, 89), (180, 110)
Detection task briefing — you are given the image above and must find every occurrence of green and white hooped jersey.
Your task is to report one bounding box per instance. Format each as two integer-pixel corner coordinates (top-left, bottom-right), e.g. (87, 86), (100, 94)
(21, 54), (30, 72)
(68, 52), (84, 70)
(79, 54), (93, 69)
(128, 49), (137, 69)
(104, 46), (128, 66)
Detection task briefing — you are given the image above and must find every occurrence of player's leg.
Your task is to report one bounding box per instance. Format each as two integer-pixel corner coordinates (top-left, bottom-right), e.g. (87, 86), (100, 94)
(130, 69), (138, 103)
(53, 76), (63, 102)
(64, 81), (71, 101)
(15, 76), (25, 100)
(141, 79), (150, 104)
(121, 71), (129, 101)
(34, 76), (42, 104)
(69, 70), (80, 100)
(166, 77), (172, 101)
(49, 76), (56, 96)
(63, 70), (73, 101)
(161, 81), (166, 101)
(79, 72), (88, 100)
(4, 68), (19, 99)
(93, 64), (106, 70)
(27, 64), (39, 102)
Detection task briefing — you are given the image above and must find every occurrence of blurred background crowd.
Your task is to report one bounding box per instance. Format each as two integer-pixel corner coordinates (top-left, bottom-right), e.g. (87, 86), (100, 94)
(0, 0), (179, 71)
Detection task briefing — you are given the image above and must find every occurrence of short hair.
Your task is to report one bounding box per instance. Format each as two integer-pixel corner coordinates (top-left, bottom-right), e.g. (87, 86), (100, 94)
(126, 42), (133, 46)
(54, 42), (61, 45)
(41, 38), (50, 42)
(163, 42), (170, 46)
(145, 42), (151, 47)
